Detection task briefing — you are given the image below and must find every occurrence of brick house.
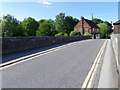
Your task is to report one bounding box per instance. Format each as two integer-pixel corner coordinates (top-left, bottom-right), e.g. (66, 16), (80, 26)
(113, 20), (120, 34)
(74, 16), (100, 39)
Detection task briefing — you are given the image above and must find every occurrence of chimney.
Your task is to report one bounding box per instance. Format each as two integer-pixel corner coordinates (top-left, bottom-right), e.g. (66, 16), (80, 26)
(81, 16), (84, 21)
(81, 16), (84, 34)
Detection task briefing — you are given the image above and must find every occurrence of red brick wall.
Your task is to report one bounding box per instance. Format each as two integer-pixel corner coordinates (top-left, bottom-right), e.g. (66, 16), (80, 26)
(114, 25), (120, 34)
(74, 20), (100, 35)
(91, 28), (100, 34)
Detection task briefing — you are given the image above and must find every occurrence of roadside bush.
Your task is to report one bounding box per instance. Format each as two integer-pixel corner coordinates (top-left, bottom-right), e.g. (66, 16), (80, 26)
(64, 33), (68, 36)
(55, 32), (68, 36)
(84, 33), (91, 36)
(70, 31), (81, 36)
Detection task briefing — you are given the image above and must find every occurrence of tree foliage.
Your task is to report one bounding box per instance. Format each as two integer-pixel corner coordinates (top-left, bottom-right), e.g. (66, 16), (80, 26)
(36, 19), (56, 36)
(92, 18), (103, 24)
(104, 21), (113, 34)
(55, 13), (79, 35)
(93, 18), (113, 38)
(64, 16), (79, 34)
(1, 13), (112, 38)
(0, 14), (24, 37)
(38, 19), (45, 27)
(98, 23), (109, 38)
(55, 13), (66, 33)
(22, 17), (38, 36)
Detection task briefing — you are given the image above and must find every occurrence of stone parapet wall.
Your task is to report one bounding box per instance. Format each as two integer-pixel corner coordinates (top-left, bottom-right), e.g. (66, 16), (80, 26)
(2, 36), (91, 55)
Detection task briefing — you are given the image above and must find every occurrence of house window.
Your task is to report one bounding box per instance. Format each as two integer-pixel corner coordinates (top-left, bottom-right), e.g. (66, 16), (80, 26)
(97, 29), (99, 32)
(75, 28), (80, 30)
(93, 28), (95, 31)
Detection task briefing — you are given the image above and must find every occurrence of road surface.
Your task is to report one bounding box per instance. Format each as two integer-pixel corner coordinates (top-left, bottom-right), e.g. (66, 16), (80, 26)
(2, 39), (105, 88)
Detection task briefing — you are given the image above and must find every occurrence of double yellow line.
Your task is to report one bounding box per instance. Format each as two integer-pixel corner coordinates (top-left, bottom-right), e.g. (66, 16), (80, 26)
(81, 40), (108, 89)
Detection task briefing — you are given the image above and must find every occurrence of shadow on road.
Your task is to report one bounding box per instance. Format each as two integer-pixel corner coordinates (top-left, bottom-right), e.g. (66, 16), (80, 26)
(2, 40), (84, 63)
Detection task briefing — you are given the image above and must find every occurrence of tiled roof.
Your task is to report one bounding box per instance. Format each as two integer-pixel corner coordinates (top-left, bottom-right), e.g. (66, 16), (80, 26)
(113, 20), (120, 25)
(84, 19), (99, 28)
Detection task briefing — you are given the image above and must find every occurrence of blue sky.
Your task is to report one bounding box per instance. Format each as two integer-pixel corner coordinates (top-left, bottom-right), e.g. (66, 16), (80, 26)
(0, 2), (118, 23)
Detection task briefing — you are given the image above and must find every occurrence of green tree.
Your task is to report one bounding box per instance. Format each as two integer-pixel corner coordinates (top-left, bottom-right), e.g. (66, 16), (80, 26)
(104, 21), (113, 34)
(98, 23), (109, 38)
(64, 16), (73, 34)
(36, 19), (56, 36)
(73, 18), (79, 26)
(55, 13), (79, 34)
(64, 16), (79, 34)
(38, 19), (45, 27)
(22, 17), (38, 36)
(92, 18), (103, 24)
(55, 13), (66, 33)
(0, 14), (24, 37)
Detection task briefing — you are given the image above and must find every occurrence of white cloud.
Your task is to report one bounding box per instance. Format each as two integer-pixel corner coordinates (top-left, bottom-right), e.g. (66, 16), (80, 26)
(37, 0), (52, 5)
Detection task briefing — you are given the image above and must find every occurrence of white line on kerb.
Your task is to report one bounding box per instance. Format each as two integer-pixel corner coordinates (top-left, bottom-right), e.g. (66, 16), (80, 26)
(0, 39), (92, 70)
(81, 40), (108, 89)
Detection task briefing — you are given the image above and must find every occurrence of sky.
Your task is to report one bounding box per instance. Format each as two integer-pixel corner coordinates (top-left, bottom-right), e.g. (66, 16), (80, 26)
(118, 1), (120, 20)
(0, 2), (119, 23)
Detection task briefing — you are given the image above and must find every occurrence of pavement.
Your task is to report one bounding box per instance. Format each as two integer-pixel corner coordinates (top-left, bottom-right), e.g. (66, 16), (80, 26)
(98, 39), (118, 88)
(1, 39), (105, 88)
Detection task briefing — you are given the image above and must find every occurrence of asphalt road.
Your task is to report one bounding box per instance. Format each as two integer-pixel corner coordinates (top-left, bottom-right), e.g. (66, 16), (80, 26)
(2, 39), (105, 88)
